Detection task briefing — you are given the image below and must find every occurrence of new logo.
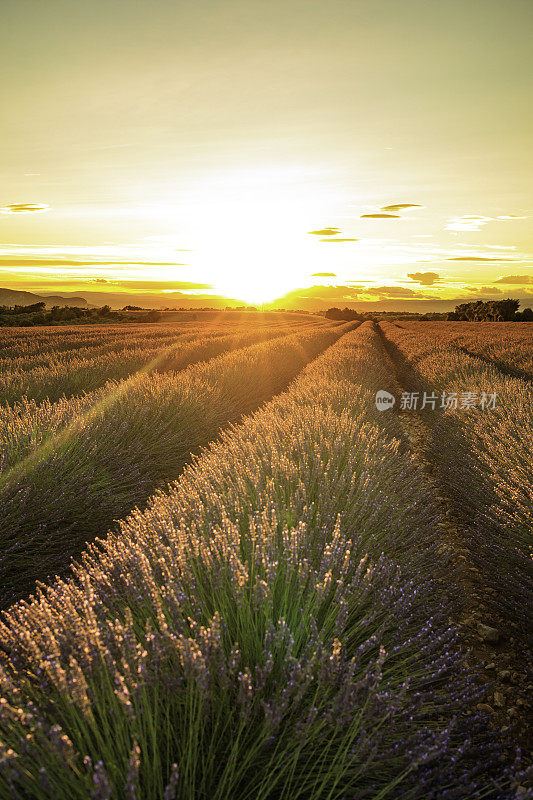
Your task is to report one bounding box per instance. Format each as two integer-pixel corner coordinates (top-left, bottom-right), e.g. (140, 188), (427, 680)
(375, 390), (396, 411)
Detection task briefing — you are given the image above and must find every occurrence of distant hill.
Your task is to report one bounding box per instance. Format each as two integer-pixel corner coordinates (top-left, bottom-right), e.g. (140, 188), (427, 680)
(0, 288), (90, 308)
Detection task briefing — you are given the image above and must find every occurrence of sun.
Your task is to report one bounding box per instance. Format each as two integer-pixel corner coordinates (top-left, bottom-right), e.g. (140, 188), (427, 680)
(181, 165), (335, 304)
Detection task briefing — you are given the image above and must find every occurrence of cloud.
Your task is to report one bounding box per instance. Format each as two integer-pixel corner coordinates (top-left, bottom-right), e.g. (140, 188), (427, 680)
(0, 257), (187, 267)
(270, 284), (445, 310)
(445, 215), (493, 232)
(365, 286), (425, 297)
(381, 204), (423, 212)
(361, 213), (400, 219)
(0, 203), (50, 214)
(462, 285), (503, 296)
(445, 214), (527, 233)
(407, 271), (441, 286)
(447, 256), (519, 262)
(308, 227), (340, 235)
(311, 272), (336, 277)
(479, 286), (503, 295)
(319, 238), (358, 242)
(110, 280), (214, 291)
(280, 285), (362, 303)
(493, 275), (533, 284)
(77, 291), (234, 310)
(90, 278), (110, 284)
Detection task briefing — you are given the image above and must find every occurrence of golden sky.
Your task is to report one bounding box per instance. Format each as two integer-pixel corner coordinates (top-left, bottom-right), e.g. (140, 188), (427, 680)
(1, 0), (532, 309)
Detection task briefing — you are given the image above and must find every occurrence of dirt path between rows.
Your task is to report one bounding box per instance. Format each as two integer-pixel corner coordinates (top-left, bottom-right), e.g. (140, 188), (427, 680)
(375, 322), (532, 770)
(452, 345), (533, 384)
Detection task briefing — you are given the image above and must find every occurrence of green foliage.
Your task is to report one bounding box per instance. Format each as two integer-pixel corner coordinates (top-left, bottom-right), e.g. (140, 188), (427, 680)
(0, 319), (526, 799)
(0, 325), (342, 605)
(0, 305), (163, 327)
(324, 307), (363, 321)
(515, 306), (533, 321)
(447, 298), (520, 321)
(0, 323), (495, 799)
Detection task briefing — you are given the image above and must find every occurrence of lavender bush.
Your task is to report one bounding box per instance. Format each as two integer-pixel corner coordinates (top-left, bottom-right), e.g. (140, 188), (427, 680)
(0, 323), (515, 798)
(0, 324), (294, 406)
(379, 322), (533, 636)
(0, 326), (343, 605)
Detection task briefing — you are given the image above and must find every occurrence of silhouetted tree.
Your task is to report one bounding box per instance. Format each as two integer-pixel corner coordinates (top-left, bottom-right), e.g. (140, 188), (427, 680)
(448, 298), (520, 321)
(325, 307), (363, 321)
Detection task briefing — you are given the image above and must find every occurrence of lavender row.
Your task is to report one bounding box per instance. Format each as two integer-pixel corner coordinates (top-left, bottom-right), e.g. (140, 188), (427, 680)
(0, 317), (320, 361)
(0, 322), (516, 798)
(379, 321), (533, 635)
(0, 326), (343, 607)
(0, 326), (307, 474)
(397, 321), (532, 380)
(0, 318), (321, 369)
(0, 325), (300, 407)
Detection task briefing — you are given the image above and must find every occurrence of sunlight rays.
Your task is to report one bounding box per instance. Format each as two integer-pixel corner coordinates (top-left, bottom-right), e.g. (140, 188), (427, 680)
(180, 166), (343, 304)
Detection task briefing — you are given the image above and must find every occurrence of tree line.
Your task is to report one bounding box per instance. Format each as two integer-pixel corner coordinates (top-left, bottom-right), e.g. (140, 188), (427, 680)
(323, 300), (532, 323)
(0, 303), (162, 326)
(447, 299), (532, 322)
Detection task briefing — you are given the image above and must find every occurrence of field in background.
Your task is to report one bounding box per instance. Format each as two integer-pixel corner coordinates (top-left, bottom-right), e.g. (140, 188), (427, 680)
(0, 318), (531, 799)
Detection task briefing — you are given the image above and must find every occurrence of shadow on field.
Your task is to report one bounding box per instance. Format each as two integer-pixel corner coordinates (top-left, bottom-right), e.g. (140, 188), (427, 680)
(0, 332), (340, 609)
(454, 345), (532, 383)
(377, 326), (533, 634)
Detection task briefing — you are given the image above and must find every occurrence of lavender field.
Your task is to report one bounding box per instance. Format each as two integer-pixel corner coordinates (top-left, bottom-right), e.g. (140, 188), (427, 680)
(0, 317), (531, 799)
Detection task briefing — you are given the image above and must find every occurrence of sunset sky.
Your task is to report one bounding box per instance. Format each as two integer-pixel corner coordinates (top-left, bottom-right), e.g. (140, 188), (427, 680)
(1, 0), (532, 310)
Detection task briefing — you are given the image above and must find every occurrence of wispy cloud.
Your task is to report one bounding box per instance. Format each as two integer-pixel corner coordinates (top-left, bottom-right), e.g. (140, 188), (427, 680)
(445, 214), (527, 232)
(361, 213), (400, 219)
(283, 285), (361, 302)
(365, 286), (428, 298)
(493, 275), (533, 284)
(311, 272), (336, 276)
(462, 285), (503, 296)
(307, 227), (340, 235)
(0, 203), (50, 214)
(445, 215), (493, 232)
(319, 238), (358, 242)
(381, 203), (423, 212)
(0, 257), (187, 268)
(100, 280), (214, 291)
(447, 256), (520, 262)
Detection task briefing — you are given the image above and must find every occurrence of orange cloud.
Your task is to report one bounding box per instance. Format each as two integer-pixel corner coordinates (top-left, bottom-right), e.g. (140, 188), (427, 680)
(365, 286), (430, 297)
(447, 256), (519, 262)
(462, 286), (503, 295)
(381, 203), (422, 212)
(493, 275), (533, 284)
(0, 203), (50, 214)
(0, 257), (188, 268)
(407, 271), (440, 286)
(361, 213), (400, 219)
